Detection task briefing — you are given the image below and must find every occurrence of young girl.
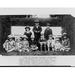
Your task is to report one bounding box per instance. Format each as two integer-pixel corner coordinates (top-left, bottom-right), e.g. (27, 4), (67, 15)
(54, 38), (62, 51)
(61, 35), (70, 51)
(24, 26), (32, 44)
(22, 37), (30, 52)
(15, 37), (23, 52)
(30, 37), (38, 51)
(3, 38), (15, 52)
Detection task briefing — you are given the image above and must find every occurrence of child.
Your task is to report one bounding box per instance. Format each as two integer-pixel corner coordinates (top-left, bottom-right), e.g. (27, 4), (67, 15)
(39, 34), (47, 51)
(15, 37), (23, 52)
(22, 37), (30, 52)
(24, 26), (32, 44)
(3, 37), (15, 52)
(62, 35), (70, 51)
(54, 38), (62, 51)
(47, 35), (55, 51)
(30, 37), (38, 51)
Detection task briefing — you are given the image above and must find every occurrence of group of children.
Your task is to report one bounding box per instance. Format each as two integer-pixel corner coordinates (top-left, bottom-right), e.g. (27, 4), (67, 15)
(3, 33), (70, 53)
(3, 36), (39, 53)
(3, 25), (70, 53)
(46, 34), (70, 52)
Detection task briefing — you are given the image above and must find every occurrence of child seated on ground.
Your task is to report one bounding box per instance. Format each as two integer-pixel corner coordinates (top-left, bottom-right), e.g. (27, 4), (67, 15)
(15, 37), (23, 52)
(61, 35), (70, 51)
(30, 37), (38, 51)
(3, 37), (15, 52)
(22, 37), (30, 52)
(54, 38), (62, 51)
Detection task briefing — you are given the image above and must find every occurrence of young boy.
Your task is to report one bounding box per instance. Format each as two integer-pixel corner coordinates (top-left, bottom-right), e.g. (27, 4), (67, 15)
(39, 34), (47, 51)
(47, 35), (55, 51)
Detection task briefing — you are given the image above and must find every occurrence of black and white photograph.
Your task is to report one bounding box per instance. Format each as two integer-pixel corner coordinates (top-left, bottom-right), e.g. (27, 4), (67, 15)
(0, 8), (75, 66)
(0, 12), (73, 56)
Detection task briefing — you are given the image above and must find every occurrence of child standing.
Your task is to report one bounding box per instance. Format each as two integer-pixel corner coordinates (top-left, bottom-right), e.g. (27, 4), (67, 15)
(47, 35), (55, 51)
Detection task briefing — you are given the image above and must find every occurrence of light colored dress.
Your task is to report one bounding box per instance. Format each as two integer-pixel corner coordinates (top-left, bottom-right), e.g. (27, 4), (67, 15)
(54, 42), (62, 51)
(47, 39), (55, 51)
(22, 40), (29, 52)
(3, 40), (15, 52)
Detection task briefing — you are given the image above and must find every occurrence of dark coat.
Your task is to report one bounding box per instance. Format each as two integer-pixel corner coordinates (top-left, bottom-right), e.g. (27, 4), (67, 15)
(24, 32), (32, 39)
(44, 28), (52, 40)
(33, 26), (42, 34)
